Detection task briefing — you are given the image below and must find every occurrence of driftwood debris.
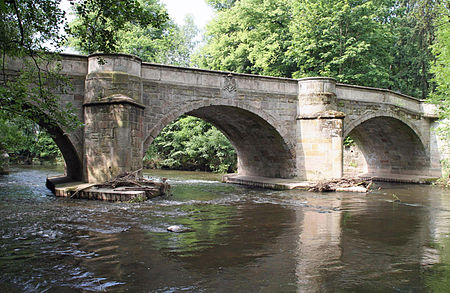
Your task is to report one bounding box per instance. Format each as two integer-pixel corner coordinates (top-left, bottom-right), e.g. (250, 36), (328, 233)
(308, 177), (373, 193)
(71, 170), (170, 199)
(99, 170), (170, 198)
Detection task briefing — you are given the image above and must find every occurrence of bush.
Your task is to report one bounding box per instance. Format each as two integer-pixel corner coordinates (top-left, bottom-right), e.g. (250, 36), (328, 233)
(144, 116), (237, 173)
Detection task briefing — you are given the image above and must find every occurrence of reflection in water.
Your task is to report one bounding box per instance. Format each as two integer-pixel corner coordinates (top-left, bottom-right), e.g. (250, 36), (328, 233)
(296, 198), (342, 292)
(0, 168), (449, 292)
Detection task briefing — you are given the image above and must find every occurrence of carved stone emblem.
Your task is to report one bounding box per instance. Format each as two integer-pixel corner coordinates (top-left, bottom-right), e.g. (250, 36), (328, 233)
(223, 74), (236, 93)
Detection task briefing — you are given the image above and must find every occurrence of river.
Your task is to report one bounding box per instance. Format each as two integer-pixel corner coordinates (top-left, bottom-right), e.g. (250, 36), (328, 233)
(1, 166), (450, 292)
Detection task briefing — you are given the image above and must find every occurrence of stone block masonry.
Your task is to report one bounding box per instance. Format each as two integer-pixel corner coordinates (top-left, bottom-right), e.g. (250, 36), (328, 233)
(84, 103), (144, 182)
(3, 53), (446, 186)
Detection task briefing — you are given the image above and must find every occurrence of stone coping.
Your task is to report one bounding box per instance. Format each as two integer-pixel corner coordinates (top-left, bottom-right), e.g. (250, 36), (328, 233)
(14, 53), (429, 104)
(336, 83), (423, 102)
(83, 98), (145, 109)
(141, 62), (296, 82)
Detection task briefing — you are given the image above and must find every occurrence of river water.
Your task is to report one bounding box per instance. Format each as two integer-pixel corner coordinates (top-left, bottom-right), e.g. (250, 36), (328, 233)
(1, 166), (450, 292)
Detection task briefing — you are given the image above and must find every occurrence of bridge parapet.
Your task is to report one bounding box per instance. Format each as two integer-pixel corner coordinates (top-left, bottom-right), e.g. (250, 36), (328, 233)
(141, 62), (298, 95)
(336, 83), (424, 115)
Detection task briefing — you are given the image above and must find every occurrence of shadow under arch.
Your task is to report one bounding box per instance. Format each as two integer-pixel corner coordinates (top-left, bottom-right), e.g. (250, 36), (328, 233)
(344, 115), (430, 176)
(144, 105), (296, 178)
(30, 108), (82, 180)
(344, 112), (428, 151)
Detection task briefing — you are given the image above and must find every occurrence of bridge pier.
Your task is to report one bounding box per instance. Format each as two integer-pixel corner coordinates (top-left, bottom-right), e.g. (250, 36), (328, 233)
(83, 54), (145, 183)
(296, 78), (345, 180)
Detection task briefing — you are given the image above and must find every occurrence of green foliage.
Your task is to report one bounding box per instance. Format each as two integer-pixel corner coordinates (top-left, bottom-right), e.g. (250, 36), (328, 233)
(207, 0), (237, 11)
(343, 136), (355, 147)
(198, 0), (440, 98)
(0, 0), (82, 172)
(390, 0), (438, 98)
(426, 2), (449, 183)
(0, 115), (61, 164)
(194, 0), (295, 77)
(428, 2), (450, 140)
(289, 0), (393, 88)
(69, 0), (198, 66)
(68, 0), (169, 54)
(116, 15), (198, 66)
(0, 0), (81, 132)
(144, 116), (237, 173)
(0, 0), (65, 52)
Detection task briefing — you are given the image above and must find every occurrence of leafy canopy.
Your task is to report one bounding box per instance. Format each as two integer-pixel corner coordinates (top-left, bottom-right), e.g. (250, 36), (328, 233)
(197, 0), (441, 97)
(0, 0), (170, 166)
(0, 0), (80, 132)
(69, 0), (198, 66)
(428, 2), (449, 140)
(115, 15), (198, 66)
(0, 115), (61, 163)
(68, 0), (169, 54)
(288, 0), (393, 88)
(195, 0), (294, 77)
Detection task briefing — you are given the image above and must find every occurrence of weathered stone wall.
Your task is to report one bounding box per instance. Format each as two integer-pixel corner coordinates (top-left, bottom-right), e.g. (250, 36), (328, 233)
(337, 84), (441, 177)
(83, 54), (144, 182)
(343, 144), (368, 176)
(140, 64), (298, 178)
(84, 103), (144, 182)
(3, 53), (445, 182)
(1, 54), (87, 179)
(58, 54), (88, 163)
(296, 78), (344, 180)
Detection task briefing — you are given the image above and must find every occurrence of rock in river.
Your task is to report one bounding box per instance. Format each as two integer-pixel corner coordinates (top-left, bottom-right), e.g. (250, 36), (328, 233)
(167, 225), (186, 233)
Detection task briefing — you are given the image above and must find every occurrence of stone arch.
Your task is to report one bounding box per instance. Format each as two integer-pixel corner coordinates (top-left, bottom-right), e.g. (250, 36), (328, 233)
(143, 102), (295, 178)
(34, 110), (83, 180)
(344, 112), (428, 151)
(344, 114), (430, 177)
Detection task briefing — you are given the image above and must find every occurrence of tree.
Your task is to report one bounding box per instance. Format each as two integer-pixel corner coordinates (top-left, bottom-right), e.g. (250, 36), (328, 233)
(0, 0), (168, 131)
(198, 0), (440, 97)
(206, 0), (237, 11)
(0, 0), (80, 134)
(389, 0), (438, 98)
(194, 0), (295, 77)
(68, 0), (169, 54)
(144, 116), (237, 173)
(69, 1), (198, 66)
(0, 115), (62, 164)
(428, 2), (449, 139)
(116, 15), (198, 66)
(288, 0), (393, 88)
(0, 0), (169, 170)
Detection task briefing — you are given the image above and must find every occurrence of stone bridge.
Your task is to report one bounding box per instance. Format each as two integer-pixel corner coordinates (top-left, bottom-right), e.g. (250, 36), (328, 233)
(4, 53), (445, 183)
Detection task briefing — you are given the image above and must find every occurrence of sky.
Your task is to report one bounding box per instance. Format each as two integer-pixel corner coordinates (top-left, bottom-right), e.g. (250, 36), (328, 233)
(160, 0), (215, 31)
(63, 1), (215, 30)
(61, 0), (215, 53)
